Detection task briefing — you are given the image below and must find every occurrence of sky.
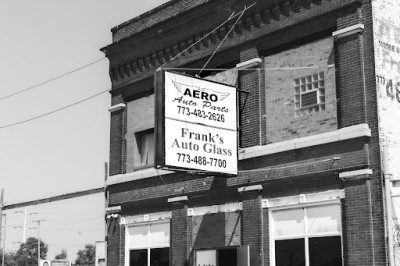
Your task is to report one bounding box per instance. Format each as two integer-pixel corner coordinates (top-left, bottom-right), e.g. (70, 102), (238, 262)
(0, 0), (169, 260)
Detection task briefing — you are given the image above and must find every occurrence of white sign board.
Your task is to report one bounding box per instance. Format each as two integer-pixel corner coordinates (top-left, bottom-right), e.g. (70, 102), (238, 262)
(164, 71), (237, 130)
(95, 241), (106, 266)
(156, 70), (238, 175)
(196, 250), (217, 266)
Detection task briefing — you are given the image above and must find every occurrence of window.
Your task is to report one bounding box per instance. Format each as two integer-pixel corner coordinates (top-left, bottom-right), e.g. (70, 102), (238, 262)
(126, 222), (170, 266)
(135, 129), (155, 167)
(294, 72), (326, 117)
(270, 204), (342, 266)
(126, 94), (154, 172)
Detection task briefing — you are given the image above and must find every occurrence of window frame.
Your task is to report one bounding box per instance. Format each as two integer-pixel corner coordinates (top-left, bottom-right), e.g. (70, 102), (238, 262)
(269, 202), (343, 266)
(294, 72), (326, 117)
(134, 128), (155, 169)
(125, 220), (170, 266)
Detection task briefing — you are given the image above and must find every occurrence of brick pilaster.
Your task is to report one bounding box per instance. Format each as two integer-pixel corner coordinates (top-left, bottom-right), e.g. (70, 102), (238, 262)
(334, 7), (367, 128)
(109, 94), (125, 176)
(239, 185), (264, 266)
(107, 217), (123, 266)
(169, 196), (189, 266)
(340, 171), (374, 266)
(238, 47), (263, 148)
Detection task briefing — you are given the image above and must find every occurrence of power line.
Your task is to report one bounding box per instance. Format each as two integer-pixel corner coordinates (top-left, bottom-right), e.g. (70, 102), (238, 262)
(0, 89), (109, 129)
(0, 57), (107, 102)
(199, 8), (245, 76)
(0, 52), (162, 130)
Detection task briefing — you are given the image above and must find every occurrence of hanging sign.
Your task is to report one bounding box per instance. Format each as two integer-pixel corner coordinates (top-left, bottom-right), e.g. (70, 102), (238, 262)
(155, 70), (238, 175)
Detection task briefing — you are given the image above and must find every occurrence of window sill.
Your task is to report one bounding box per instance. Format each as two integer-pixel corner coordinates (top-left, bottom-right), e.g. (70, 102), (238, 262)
(106, 167), (173, 186)
(132, 164), (154, 171)
(239, 123), (370, 160)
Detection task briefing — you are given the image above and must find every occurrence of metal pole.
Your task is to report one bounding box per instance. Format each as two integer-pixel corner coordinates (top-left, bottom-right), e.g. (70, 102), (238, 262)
(104, 162), (108, 266)
(2, 214), (6, 266)
(0, 189), (4, 247)
(33, 219), (45, 266)
(23, 207), (27, 243)
(38, 220), (40, 266)
(383, 145), (395, 266)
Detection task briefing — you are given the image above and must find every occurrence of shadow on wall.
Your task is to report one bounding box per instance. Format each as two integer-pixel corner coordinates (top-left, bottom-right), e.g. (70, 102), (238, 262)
(188, 210), (241, 265)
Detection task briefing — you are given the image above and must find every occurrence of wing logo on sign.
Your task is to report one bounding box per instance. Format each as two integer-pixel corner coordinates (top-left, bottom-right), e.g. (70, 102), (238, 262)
(172, 80), (230, 102)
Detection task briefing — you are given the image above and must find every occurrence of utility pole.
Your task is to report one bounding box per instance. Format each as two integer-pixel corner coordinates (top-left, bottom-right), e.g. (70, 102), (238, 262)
(15, 207), (28, 243)
(0, 189), (4, 247)
(32, 219), (45, 266)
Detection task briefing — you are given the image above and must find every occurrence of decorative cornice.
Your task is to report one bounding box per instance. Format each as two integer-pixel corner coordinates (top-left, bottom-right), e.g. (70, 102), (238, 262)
(108, 103), (126, 113)
(339, 169), (372, 181)
(105, 0), (352, 83)
(332, 24), (364, 39)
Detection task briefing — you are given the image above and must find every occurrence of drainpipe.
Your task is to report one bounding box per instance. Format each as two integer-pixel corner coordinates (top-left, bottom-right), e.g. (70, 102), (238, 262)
(383, 145), (395, 266)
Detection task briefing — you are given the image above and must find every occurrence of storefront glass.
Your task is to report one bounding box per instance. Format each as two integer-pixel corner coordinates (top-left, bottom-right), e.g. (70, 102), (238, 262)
(126, 222), (170, 266)
(271, 204), (342, 266)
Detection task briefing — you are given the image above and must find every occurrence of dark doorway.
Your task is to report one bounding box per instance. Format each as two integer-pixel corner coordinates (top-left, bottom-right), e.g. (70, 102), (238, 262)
(218, 248), (237, 266)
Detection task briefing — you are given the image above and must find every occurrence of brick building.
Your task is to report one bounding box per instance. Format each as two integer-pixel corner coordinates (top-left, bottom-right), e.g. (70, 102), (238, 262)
(101, 0), (400, 265)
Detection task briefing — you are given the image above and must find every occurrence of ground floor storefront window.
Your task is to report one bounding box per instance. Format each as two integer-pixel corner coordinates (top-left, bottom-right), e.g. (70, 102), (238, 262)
(270, 204), (342, 266)
(126, 222), (170, 266)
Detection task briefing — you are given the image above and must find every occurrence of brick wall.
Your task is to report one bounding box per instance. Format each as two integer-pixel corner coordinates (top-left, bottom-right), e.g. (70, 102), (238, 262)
(241, 190), (264, 266)
(112, 0), (211, 42)
(342, 178), (374, 266)
(170, 201), (188, 266)
(264, 37), (337, 143)
(109, 93), (125, 176)
(239, 47), (262, 148)
(107, 218), (122, 266)
(105, 1), (387, 266)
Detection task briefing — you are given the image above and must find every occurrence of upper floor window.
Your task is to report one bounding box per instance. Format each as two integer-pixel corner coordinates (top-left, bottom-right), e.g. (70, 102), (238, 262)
(294, 72), (326, 117)
(126, 94), (154, 171)
(136, 129), (155, 167)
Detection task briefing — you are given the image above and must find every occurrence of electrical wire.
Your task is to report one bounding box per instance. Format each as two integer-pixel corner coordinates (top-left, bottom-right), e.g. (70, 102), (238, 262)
(0, 48), (172, 130)
(0, 57), (107, 102)
(163, 66), (324, 71)
(0, 89), (109, 129)
(198, 10), (245, 76)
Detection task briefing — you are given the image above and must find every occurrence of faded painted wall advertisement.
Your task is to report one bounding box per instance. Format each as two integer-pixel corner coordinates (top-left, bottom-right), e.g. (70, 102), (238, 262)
(372, 0), (400, 263)
(373, 0), (400, 179)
